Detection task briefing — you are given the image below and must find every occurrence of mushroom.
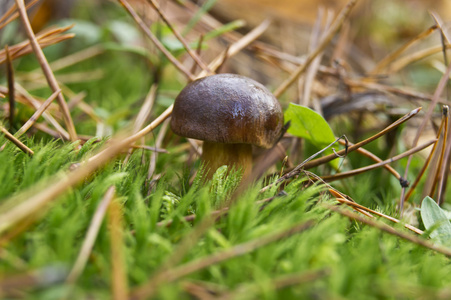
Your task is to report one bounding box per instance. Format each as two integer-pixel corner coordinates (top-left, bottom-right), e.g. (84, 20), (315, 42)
(171, 74), (284, 179)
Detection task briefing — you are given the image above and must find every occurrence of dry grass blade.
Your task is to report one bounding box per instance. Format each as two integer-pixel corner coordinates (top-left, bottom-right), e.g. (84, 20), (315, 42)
(15, 0), (77, 141)
(108, 199), (128, 300)
(118, 0), (196, 81)
(370, 25), (438, 74)
(12, 84), (70, 140)
(130, 220), (315, 299)
(273, 0), (359, 98)
(146, 0), (213, 75)
(326, 204), (451, 257)
(0, 124), (34, 156)
(66, 186), (116, 284)
(5, 45), (15, 130)
(321, 139), (436, 183)
(388, 44), (451, 74)
(345, 79), (451, 105)
(14, 89), (61, 138)
(401, 60), (451, 207)
(0, 26), (75, 64)
(436, 106), (449, 203)
(0, 0), (39, 30)
(197, 19), (271, 78)
(47, 45), (104, 72)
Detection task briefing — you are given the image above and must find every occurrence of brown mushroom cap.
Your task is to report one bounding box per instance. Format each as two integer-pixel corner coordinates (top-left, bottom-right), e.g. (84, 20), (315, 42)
(171, 74), (283, 149)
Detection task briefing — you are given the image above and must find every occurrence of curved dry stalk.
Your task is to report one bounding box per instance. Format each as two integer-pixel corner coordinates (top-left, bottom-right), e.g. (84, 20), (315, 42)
(321, 139), (436, 183)
(0, 26), (75, 65)
(401, 61), (451, 208)
(389, 44), (451, 74)
(370, 25), (438, 74)
(14, 90), (61, 138)
(273, 0), (360, 98)
(145, 0), (213, 75)
(344, 79), (451, 105)
(15, 0), (77, 141)
(118, 0), (196, 81)
(130, 220), (315, 299)
(326, 204), (451, 257)
(0, 0), (39, 29)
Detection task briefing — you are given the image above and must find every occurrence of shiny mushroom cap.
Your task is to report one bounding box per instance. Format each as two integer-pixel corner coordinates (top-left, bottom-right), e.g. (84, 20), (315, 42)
(171, 74), (283, 149)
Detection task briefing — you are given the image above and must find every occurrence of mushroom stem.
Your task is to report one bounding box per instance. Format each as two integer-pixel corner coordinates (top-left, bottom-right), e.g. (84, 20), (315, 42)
(202, 141), (252, 179)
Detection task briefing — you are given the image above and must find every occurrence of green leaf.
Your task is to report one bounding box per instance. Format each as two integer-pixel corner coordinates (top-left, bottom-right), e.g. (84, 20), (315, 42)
(284, 103), (338, 168)
(420, 196), (451, 247)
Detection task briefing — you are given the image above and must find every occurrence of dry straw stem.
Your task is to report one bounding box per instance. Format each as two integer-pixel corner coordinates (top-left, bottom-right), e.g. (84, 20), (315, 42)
(118, 0), (196, 81)
(5, 45), (15, 129)
(401, 59), (451, 206)
(130, 220), (315, 299)
(108, 199), (129, 300)
(0, 124), (34, 156)
(388, 44), (451, 74)
(145, 0), (213, 75)
(15, 0), (77, 141)
(0, 26), (75, 65)
(273, 0), (359, 98)
(328, 189), (423, 235)
(344, 79), (451, 105)
(14, 89), (61, 138)
(428, 106), (448, 200)
(66, 186), (116, 285)
(0, 0), (39, 29)
(404, 107), (447, 202)
(370, 25), (438, 74)
(326, 204), (451, 257)
(321, 139), (437, 183)
(4, 85), (70, 140)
